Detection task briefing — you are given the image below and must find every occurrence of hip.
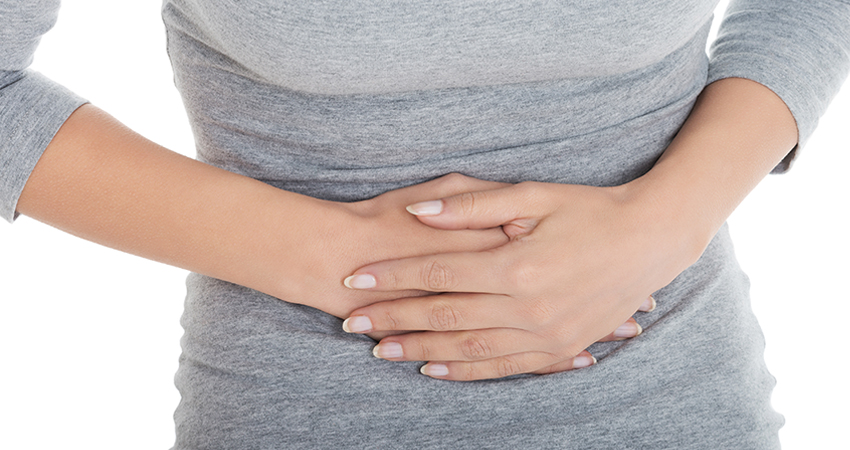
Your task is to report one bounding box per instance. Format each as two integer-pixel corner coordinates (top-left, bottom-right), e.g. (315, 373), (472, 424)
(172, 225), (782, 449)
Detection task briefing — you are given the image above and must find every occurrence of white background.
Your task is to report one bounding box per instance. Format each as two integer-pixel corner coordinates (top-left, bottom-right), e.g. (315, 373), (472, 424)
(1, 1), (847, 448)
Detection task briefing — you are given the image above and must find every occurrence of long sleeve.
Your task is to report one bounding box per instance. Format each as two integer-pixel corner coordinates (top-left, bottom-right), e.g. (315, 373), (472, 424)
(708, 0), (850, 172)
(0, 0), (87, 223)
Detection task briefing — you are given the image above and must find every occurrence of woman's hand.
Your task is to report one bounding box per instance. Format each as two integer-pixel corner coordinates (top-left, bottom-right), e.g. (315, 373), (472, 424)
(268, 174), (513, 322)
(339, 77), (800, 381)
(279, 173), (655, 348)
(15, 106), (514, 332)
(340, 175), (701, 380)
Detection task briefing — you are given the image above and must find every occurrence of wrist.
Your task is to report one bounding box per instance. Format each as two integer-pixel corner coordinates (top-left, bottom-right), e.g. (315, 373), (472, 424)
(244, 194), (364, 306)
(615, 78), (798, 266)
(614, 175), (716, 269)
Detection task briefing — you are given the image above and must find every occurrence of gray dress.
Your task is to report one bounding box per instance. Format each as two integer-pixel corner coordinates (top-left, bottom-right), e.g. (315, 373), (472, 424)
(2, 0), (849, 448)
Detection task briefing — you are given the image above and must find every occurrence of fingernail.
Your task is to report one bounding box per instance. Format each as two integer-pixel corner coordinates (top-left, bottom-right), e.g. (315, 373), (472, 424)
(614, 322), (643, 339)
(638, 295), (656, 312)
(372, 342), (403, 359)
(406, 200), (443, 216)
(343, 274), (376, 289)
(342, 316), (373, 333)
(572, 355), (597, 369)
(420, 363), (449, 377)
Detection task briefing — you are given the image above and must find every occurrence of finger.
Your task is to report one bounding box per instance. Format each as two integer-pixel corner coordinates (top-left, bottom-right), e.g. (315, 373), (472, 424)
(371, 328), (549, 362)
(418, 350), (596, 381)
(405, 182), (545, 231)
(343, 250), (509, 293)
(595, 317), (643, 342)
(343, 293), (525, 333)
(530, 351), (597, 375)
(382, 173), (509, 206)
(344, 297), (646, 340)
(638, 295), (656, 312)
(423, 173), (509, 199)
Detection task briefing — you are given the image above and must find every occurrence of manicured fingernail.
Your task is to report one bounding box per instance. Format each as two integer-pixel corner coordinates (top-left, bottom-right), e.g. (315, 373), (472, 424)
(420, 363), (449, 377)
(343, 274), (376, 289)
(614, 321), (643, 339)
(342, 316), (373, 333)
(372, 342), (404, 359)
(406, 200), (443, 216)
(638, 295), (656, 312)
(572, 355), (597, 369)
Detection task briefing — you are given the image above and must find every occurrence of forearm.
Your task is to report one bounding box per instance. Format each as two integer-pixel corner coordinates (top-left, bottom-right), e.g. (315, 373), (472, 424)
(336, 78), (801, 380)
(16, 104), (334, 301)
(16, 105), (508, 318)
(627, 77), (798, 258)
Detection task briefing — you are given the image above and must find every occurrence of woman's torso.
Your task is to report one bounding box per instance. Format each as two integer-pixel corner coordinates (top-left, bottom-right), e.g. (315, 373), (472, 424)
(161, 1), (782, 448)
(162, 0), (719, 197)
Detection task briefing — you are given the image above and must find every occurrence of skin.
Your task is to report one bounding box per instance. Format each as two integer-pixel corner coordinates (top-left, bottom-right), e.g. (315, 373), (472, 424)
(342, 77), (799, 381)
(16, 105), (510, 321)
(16, 78), (795, 381)
(15, 103), (645, 361)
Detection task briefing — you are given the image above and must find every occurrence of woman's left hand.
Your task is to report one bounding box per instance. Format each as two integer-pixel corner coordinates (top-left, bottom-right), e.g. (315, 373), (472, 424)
(340, 174), (706, 381)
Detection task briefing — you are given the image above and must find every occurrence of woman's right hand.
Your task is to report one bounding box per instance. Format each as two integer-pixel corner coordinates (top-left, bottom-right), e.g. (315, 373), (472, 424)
(268, 174), (512, 321)
(16, 106), (507, 328)
(16, 104), (641, 354)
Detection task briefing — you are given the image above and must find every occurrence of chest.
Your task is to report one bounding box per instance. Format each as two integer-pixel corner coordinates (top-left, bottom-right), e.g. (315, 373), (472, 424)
(177, 0), (718, 94)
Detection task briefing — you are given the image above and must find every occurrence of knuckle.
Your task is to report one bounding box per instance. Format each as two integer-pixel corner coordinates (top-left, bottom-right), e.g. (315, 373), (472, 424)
(558, 336), (585, 359)
(495, 357), (523, 378)
(515, 180), (541, 195)
(413, 338), (432, 361)
(461, 363), (478, 381)
(427, 302), (462, 330)
(513, 181), (536, 197)
(380, 269), (403, 290)
(442, 173), (467, 189)
(547, 325), (581, 357)
(459, 333), (492, 360)
(421, 259), (456, 291)
(456, 192), (476, 217)
(509, 259), (540, 288)
(514, 181), (543, 208)
(381, 309), (401, 330)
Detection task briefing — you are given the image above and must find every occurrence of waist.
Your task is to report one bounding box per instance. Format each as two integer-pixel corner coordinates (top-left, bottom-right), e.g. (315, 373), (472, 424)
(169, 21), (710, 201)
(174, 225), (781, 448)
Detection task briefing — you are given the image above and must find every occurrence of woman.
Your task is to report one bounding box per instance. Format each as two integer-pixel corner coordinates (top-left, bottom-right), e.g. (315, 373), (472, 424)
(2, 0), (848, 448)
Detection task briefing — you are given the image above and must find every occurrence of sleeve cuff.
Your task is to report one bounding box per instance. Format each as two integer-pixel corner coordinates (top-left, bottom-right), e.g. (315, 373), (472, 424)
(707, 3), (850, 173)
(0, 70), (87, 223)
(707, 53), (816, 173)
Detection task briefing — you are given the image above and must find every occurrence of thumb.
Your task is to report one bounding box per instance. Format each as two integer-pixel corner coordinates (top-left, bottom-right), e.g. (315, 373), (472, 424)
(405, 183), (540, 230)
